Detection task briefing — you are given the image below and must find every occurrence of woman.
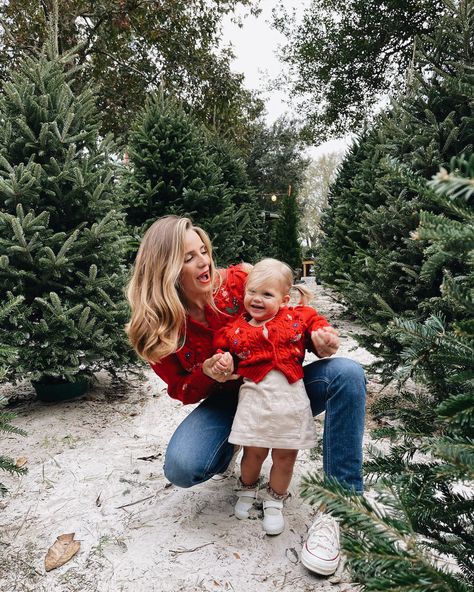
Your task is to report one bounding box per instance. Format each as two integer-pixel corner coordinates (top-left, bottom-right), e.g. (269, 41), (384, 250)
(126, 215), (366, 576)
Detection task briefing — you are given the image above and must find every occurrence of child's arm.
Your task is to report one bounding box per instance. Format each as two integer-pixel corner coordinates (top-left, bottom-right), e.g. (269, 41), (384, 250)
(311, 326), (340, 358)
(214, 350), (235, 376)
(298, 305), (340, 358)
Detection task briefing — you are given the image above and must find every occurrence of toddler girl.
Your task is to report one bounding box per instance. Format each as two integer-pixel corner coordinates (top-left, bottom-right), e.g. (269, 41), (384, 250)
(214, 258), (334, 535)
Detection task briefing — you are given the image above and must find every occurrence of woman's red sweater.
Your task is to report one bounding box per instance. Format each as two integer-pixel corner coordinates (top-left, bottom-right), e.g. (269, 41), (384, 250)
(214, 306), (329, 384)
(150, 265), (248, 404)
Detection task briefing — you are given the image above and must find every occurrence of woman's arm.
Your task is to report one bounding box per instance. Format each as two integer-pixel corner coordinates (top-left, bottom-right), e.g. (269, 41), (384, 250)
(151, 355), (216, 405)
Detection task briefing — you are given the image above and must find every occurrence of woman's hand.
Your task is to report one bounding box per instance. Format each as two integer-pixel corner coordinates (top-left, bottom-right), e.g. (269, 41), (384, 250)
(203, 352), (239, 382)
(311, 326), (340, 358)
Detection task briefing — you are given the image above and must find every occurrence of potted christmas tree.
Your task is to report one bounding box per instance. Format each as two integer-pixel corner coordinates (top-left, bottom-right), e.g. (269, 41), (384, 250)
(0, 45), (136, 401)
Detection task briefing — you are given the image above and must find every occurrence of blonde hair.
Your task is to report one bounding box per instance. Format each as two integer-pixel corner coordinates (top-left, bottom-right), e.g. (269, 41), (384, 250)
(247, 258), (313, 305)
(126, 216), (217, 362)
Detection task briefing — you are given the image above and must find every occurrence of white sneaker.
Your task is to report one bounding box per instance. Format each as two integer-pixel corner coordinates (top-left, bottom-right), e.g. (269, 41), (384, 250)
(234, 488), (258, 520)
(301, 514), (340, 575)
(211, 446), (241, 481)
(262, 499), (285, 535)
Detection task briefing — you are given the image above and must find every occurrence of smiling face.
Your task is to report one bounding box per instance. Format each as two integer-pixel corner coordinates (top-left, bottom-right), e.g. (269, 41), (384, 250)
(179, 229), (212, 300)
(244, 276), (290, 323)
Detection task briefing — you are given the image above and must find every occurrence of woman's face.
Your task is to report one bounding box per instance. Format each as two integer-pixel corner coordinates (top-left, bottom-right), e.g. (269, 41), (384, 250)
(179, 229), (212, 300)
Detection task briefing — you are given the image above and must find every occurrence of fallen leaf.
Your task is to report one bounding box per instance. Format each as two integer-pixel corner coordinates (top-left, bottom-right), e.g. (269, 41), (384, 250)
(285, 547), (299, 564)
(15, 457), (28, 467)
(44, 533), (80, 571)
(233, 552), (240, 559)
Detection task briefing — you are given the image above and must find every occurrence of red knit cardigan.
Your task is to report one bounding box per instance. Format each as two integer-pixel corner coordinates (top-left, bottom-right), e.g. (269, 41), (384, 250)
(213, 306), (330, 384)
(150, 265), (248, 404)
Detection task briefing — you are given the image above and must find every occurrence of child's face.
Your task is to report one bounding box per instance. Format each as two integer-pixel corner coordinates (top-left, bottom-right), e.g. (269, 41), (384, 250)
(244, 277), (290, 322)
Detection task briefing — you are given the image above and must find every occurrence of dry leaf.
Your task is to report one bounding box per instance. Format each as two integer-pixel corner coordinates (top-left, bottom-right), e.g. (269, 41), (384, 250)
(233, 552), (240, 559)
(15, 457), (28, 467)
(45, 533), (80, 571)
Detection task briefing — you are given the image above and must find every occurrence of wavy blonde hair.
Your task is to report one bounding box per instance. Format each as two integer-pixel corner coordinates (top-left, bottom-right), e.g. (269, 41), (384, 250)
(126, 216), (217, 362)
(248, 258), (313, 305)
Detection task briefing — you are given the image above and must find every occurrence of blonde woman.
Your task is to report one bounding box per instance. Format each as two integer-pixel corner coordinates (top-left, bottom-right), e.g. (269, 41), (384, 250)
(126, 215), (366, 576)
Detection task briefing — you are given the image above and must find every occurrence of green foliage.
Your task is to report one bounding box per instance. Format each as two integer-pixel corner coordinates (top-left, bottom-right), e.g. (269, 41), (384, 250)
(273, 0), (446, 140)
(245, 117), (309, 259)
(301, 476), (472, 591)
(0, 297), (27, 496)
(0, 48), (136, 383)
(302, 158), (474, 590)
(273, 193), (302, 271)
(123, 92), (263, 266)
(0, 394), (27, 496)
(0, 0), (263, 142)
(318, 0), (474, 396)
(246, 117), (309, 197)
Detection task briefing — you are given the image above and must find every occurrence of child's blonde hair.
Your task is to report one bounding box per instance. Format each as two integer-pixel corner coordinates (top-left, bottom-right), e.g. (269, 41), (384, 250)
(247, 258), (313, 305)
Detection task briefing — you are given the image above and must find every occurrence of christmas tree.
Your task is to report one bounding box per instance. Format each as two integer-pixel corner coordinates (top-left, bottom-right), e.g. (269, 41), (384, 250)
(0, 295), (27, 495)
(273, 191), (302, 272)
(0, 44), (135, 384)
(205, 133), (264, 263)
(318, 0), (473, 391)
(123, 92), (248, 266)
(302, 155), (474, 591)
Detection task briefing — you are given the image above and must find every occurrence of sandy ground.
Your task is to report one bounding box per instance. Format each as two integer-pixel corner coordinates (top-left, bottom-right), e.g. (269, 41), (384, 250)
(0, 284), (379, 592)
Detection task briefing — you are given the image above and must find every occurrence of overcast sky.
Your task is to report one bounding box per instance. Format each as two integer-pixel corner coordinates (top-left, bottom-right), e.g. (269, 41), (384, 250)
(222, 0), (351, 157)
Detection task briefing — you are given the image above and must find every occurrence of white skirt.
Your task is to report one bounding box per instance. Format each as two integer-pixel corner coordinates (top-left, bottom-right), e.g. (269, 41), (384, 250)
(228, 369), (317, 449)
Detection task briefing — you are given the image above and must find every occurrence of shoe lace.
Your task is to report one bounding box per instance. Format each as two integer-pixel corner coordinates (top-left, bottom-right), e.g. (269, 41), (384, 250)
(308, 515), (339, 552)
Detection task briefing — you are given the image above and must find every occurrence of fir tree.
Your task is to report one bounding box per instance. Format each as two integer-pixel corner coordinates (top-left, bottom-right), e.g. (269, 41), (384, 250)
(0, 45), (136, 383)
(318, 0), (474, 390)
(273, 192), (302, 271)
(123, 92), (247, 266)
(205, 133), (264, 263)
(301, 156), (474, 591)
(0, 296), (27, 495)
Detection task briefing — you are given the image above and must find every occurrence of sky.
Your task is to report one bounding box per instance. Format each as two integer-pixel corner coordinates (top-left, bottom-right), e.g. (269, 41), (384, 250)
(222, 0), (352, 158)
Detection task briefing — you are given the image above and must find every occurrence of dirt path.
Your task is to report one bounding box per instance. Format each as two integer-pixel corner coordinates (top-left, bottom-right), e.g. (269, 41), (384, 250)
(0, 284), (379, 592)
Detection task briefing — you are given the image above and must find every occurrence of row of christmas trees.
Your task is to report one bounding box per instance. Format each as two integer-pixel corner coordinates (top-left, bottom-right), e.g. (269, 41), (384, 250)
(0, 42), (302, 387)
(304, 1), (473, 590)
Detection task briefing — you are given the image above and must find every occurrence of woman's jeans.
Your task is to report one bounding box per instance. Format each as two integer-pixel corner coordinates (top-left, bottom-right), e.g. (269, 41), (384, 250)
(163, 357), (366, 493)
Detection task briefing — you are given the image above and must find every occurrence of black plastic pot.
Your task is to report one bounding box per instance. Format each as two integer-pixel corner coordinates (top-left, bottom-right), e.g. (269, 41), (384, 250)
(32, 378), (89, 402)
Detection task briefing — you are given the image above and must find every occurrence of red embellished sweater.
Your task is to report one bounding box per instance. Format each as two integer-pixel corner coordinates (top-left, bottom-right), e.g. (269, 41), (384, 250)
(150, 265), (248, 405)
(214, 306), (330, 384)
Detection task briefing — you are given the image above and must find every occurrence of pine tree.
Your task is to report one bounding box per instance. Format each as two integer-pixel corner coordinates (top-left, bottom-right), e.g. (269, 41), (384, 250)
(318, 0), (474, 389)
(301, 156), (474, 591)
(205, 133), (264, 263)
(0, 296), (27, 495)
(123, 92), (245, 266)
(273, 192), (302, 271)
(0, 45), (136, 384)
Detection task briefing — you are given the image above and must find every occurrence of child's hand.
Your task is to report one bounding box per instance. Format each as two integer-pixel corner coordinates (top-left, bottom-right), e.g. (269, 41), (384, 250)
(203, 350), (238, 382)
(311, 327), (340, 358)
(214, 351), (234, 376)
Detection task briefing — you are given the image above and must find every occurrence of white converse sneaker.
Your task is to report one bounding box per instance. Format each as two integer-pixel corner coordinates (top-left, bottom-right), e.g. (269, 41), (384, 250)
(301, 513), (340, 575)
(262, 499), (285, 535)
(234, 488), (257, 520)
(211, 446), (241, 481)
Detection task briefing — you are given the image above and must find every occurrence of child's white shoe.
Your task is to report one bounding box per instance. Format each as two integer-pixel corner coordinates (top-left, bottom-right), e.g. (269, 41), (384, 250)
(262, 498), (285, 535)
(234, 488), (257, 520)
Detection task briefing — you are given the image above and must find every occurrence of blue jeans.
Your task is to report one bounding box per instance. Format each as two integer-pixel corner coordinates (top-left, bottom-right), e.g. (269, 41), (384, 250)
(163, 357), (366, 493)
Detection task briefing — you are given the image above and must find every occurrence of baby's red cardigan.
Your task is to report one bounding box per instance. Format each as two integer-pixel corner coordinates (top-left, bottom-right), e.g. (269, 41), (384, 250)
(214, 306), (330, 384)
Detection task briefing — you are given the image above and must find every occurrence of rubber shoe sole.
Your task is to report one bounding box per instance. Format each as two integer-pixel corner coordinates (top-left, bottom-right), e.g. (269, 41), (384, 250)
(300, 544), (340, 576)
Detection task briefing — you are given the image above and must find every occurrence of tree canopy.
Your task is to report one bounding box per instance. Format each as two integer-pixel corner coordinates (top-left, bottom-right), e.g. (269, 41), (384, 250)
(273, 0), (446, 141)
(0, 0), (263, 142)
